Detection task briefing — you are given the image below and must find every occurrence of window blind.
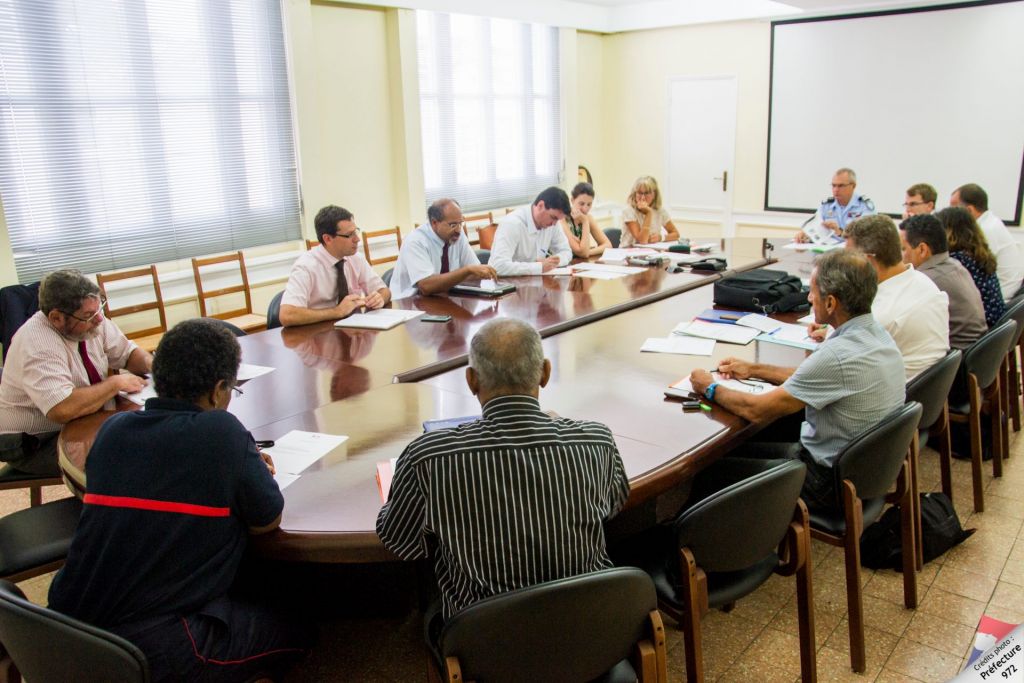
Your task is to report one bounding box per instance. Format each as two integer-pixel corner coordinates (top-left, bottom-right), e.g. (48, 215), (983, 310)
(0, 0), (301, 284)
(416, 10), (562, 213)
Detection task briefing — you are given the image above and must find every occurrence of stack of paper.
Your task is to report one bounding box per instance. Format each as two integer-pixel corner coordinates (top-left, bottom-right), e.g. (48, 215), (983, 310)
(334, 309), (424, 330)
(734, 314), (782, 334)
(755, 322), (822, 351)
(670, 373), (776, 396)
(640, 336), (716, 356)
(599, 248), (657, 263)
(263, 430), (348, 476)
(119, 383), (157, 406)
(673, 320), (759, 345)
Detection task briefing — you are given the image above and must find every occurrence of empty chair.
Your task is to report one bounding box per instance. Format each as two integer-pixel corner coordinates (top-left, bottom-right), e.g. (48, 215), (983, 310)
(95, 265), (168, 353)
(427, 567), (666, 683)
(948, 319), (1017, 512)
(809, 401), (921, 673)
(906, 349), (962, 569)
(362, 226), (403, 266)
(267, 290), (285, 330)
(190, 251), (266, 333)
(381, 268), (394, 288)
(306, 238), (319, 250)
(0, 497), (83, 582)
(477, 224), (498, 250)
(0, 281), (40, 362)
(641, 458), (816, 683)
(0, 580), (149, 683)
(604, 228), (622, 248)
(462, 212), (493, 246)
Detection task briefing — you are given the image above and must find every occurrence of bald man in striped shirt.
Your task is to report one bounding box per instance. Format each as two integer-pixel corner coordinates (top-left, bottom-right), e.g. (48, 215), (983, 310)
(377, 318), (629, 629)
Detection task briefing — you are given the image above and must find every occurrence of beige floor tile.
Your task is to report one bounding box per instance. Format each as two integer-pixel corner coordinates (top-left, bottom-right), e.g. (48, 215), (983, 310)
(770, 591), (842, 646)
(717, 659), (799, 683)
(875, 667), (925, 682)
(815, 550), (875, 588)
(930, 564), (998, 603)
(862, 594), (915, 637)
(736, 627), (803, 678)
(699, 610), (765, 681)
(883, 639), (962, 683)
(986, 477), (1024, 502)
(724, 587), (788, 627)
(979, 494), (1024, 520)
(864, 570), (929, 606)
(990, 580), (1024, 613)
(825, 619), (901, 673)
(942, 547), (1007, 580)
(918, 588), (986, 628)
(902, 611), (977, 657)
(16, 571), (56, 606)
(812, 578), (854, 618)
(813, 645), (883, 681)
(997, 559), (1024, 588)
(981, 604), (1024, 625)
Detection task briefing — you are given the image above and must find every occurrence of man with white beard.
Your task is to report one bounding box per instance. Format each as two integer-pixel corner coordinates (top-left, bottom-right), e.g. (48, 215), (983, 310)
(0, 270), (151, 474)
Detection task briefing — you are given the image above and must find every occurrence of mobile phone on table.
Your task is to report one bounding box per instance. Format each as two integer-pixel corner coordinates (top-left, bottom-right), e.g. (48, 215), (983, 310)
(422, 314), (452, 323)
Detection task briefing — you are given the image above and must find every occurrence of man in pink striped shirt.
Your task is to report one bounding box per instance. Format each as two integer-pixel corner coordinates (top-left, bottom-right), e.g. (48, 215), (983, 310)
(0, 270), (152, 474)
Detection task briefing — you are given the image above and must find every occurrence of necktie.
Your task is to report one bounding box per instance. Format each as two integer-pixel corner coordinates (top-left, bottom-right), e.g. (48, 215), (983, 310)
(78, 341), (103, 385)
(335, 259), (349, 303)
(440, 243), (450, 275)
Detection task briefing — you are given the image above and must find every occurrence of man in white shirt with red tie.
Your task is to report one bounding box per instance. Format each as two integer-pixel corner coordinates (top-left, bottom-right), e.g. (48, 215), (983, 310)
(390, 198), (497, 300)
(0, 270), (152, 474)
(279, 204), (392, 327)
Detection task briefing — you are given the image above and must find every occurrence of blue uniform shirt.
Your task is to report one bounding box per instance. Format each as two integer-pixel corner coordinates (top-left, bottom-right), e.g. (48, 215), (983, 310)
(818, 193), (875, 232)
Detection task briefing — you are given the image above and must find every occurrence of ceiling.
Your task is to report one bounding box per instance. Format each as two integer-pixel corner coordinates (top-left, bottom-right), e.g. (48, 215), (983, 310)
(340, 0), (970, 32)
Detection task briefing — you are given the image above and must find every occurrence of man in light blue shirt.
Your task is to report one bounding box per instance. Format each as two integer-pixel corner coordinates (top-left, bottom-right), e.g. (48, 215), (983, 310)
(490, 187), (573, 276)
(796, 167), (876, 242)
(390, 198), (497, 300)
(688, 250), (904, 511)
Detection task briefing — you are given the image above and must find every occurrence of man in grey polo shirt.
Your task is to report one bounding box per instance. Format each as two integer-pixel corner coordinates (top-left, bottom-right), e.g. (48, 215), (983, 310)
(688, 250), (905, 511)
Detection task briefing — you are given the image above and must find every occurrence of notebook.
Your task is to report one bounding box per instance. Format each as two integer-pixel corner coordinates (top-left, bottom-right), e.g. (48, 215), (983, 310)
(449, 281), (517, 297)
(334, 309), (424, 330)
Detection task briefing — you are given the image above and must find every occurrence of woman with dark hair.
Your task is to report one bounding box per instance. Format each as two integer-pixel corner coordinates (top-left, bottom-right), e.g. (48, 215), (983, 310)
(560, 182), (611, 258)
(938, 206), (1006, 326)
(577, 164), (593, 185)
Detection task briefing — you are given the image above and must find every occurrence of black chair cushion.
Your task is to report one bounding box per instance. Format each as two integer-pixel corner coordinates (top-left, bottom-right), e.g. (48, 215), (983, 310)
(948, 399), (971, 416)
(0, 497), (82, 578)
(647, 552), (779, 612)
(0, 465), (57, 485)
(590, 658), (638, 683)
(808, 496), (886, 537)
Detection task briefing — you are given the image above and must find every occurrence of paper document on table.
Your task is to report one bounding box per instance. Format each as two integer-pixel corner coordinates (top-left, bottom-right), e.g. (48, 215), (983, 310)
(782, 241), (844, 253)
(572, 263), (647, 275)
(545, 267), (574, 276)
(376, 458), (397, 503)
(646, 241), (682, 250)
(663, 252), (706, 264)
(262, 431), (349, 475)
(673, 320), (759, 345)
(670, 373), (775, 396)
(237, 363), (274, 381)
(334, 309), (424, 330)
(600, 248), (657, 263)
(273, 472), (300, 491)
(797, 313), (815, 325)
(119, 383), (157, 406)
(735, 314), (782, 334)
(755, 322), (822, 351)
(640, 337), (716, 356)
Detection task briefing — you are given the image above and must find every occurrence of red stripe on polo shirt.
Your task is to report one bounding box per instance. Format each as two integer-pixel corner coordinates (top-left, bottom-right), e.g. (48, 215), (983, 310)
(83, 494), (230, 518)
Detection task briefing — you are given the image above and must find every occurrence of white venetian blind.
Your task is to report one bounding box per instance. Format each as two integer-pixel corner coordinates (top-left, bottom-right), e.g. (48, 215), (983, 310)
(0, 0), (301, 284)
(416, 10), (562, 212)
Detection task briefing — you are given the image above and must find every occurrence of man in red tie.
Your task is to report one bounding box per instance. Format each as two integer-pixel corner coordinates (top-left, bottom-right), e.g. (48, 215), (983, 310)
(0, 269), (151, 474)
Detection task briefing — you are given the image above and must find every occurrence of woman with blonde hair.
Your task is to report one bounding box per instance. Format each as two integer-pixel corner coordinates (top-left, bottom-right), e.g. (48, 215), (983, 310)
(621, 176), (679, 248)
(938, 206), (1005, 326)
(560, 182), (611, 258)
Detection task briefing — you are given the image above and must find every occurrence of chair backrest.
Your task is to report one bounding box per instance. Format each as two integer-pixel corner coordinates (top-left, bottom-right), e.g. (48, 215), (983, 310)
(266, 290), (284, 330)
(997, 296), (1024, 351)
(462, 212), (493, 246)
(306, 239), (319, 251)
(0, 282), (40, 361)
(475, 249), (491, 265)
(190, 251), (255, 320)
(381, 268), (394, 287)
(604, 228), (622, 248)
(96, 266), (167, 340)
(477, 224), (498, 250)
(0, 580), (149, 682)
(362, 226), (402, 265)
(835, 402), (922, 500)
(962, 319), (1018, 390)
(673, 459), (805, 572)
(441, 567), (656, 683)
(906, 349), (962, 432)
(201, 317), (247, 337)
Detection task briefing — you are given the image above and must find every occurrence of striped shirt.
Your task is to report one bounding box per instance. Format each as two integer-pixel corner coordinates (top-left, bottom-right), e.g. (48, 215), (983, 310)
(376, 394), (629, 620)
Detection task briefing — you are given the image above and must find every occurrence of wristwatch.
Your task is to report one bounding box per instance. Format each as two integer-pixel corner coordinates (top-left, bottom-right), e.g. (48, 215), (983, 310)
(704, 382), (719, 403)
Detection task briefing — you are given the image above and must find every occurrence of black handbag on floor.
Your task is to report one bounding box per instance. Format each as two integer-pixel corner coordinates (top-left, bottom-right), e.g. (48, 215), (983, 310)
(712, 269), (808, 314)
(860, 492), (975, 569)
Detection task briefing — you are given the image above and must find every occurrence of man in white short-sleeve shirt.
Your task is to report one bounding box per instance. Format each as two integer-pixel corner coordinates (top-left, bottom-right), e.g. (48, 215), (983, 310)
(490, 187), (573, 277)
(951, 183), (1024, 302)
(390, 198), (497, 300)
(279, 205), (391, 327)
(0, 270), (152, 474)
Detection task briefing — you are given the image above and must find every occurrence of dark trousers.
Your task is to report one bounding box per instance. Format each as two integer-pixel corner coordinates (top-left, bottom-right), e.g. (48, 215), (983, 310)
(730, 440), (838, 514)
(110, 595), (313, 683)
(0, 431), (60, 475)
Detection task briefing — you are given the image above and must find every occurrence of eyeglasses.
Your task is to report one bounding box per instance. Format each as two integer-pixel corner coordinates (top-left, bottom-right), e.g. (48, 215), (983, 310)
(445, 221), (466, 230)
(230, 384), (244, 397)
(635, 189), (654, 196)
(831, 183), (853, 189)
(902, 201), (929, 208)
(64, 298), (106, 324)
(334, 228), (360, 240)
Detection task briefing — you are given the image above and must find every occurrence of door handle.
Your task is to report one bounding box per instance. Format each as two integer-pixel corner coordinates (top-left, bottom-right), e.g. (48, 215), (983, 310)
(712, 171), (728, 192)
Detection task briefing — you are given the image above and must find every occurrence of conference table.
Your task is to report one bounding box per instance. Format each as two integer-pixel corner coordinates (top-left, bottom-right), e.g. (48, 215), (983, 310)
(59, 239), (815, 563)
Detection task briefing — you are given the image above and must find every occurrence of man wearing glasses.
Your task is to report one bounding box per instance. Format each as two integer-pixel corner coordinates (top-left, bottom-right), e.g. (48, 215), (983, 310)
(796, 167), (875, 242)
(902, 182), (937, 219)
(279, 204), (392, 327)
(390, 197), (497, 299)
(0, 269), (152, 474)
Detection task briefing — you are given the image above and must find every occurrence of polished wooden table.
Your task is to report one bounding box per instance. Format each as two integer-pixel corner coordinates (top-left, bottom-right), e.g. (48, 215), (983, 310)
(61, 241), (811, 562)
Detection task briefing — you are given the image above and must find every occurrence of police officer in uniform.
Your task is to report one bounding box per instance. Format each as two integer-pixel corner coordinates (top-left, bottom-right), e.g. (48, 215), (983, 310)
(797, 167), (875, 241)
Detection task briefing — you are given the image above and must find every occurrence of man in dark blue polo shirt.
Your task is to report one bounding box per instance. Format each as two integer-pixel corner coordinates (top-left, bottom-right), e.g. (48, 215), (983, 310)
(49, 319), (311, 682)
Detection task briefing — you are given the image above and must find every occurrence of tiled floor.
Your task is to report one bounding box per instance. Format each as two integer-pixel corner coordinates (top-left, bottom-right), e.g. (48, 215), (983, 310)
(12, 433), (1024, 682)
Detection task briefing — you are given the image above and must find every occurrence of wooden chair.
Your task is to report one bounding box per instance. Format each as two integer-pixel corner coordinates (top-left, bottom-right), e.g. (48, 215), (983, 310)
(305, 239), (319, 251)
(426, 567), (665, 683)
(0, 466), (62, 509)
(809, 401), (921, 673)
(190, 252), (266, 333)
(948, 319), (1017, 512)
(461, 212), (493, 246)
(996, 297), (1024, 436)
(362, 227), (402, 266)
(95, 266), (167, 353)
(476, 225), (498, 250)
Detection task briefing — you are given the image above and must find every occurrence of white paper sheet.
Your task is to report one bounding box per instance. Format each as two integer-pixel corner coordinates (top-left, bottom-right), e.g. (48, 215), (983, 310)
(571, 263), (647, 275)
(673, 320), (759, 345)
(670, 373), (776, 396)
(755, 322), (822, 351)
(273, 472), (300, 491)
(544, 267), (574, 276)
(736, 314), (782, 334)
(334, 309), (424, 330)
(262, 430), (349, 475)
(599, 248), (657, 263)
(119, 383), (157, 406)
(640, 337), (716, 356)
(797, 313), (816, 325)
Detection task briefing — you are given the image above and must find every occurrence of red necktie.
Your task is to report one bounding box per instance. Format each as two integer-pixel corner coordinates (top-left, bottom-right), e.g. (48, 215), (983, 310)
(78, 341), (103, 385)
(440, 243), (450, 275)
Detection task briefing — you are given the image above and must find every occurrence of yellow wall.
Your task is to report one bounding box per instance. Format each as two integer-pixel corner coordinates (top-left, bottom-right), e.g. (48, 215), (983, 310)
(575, 31), (606, 195)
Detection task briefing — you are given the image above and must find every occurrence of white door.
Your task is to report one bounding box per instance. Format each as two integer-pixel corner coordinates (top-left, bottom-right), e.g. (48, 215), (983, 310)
(666, 76), (738, 236)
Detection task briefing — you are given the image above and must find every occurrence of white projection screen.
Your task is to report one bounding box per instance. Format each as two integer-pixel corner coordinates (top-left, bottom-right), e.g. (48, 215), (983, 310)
(767, 0), (1024, 224)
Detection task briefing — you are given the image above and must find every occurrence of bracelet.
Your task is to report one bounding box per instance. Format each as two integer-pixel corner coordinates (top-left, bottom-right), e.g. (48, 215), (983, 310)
(704, 382), (719, 403)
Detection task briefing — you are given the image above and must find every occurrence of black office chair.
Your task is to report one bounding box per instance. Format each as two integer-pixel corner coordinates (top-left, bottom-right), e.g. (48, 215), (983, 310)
(996, 297), (1024, 435)
(0, 465), (63, 509)
(0, 580), (149, 683)
(0, 496), (82, 583)
(427, 567), (666, 683)
(809, 401), (921, 673)
(948, 319), (1017, 512)
(906, 349), (962, 569)
(201, 317), (247, 337)
(266, 290), (284, 330)
(475, 249), (490, 265)
(0, 282), (40, 362)
(382, 268), (394, 287)
(604, 228), (622, 248)
(641, 458), (815, 683)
